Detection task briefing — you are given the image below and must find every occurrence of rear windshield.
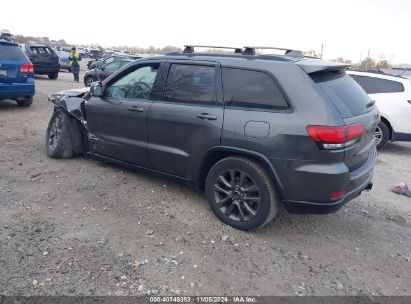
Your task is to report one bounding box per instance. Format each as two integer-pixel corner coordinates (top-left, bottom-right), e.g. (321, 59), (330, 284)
(30, 46), (54, 54)
(0, 44), (28, 61)
(311, 71), (372, 118)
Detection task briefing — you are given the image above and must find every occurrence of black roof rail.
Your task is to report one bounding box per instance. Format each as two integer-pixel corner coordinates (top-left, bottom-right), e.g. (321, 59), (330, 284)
(183, 45), (243, 54)
(243, 46), (304, 58)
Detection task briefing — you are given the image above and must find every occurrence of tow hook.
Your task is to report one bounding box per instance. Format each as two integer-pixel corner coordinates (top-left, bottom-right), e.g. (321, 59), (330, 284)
(365, 182), (373, 192)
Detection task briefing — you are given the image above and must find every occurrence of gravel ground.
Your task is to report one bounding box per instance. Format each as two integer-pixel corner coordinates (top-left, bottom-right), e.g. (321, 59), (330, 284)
(0, 62), (410, 296)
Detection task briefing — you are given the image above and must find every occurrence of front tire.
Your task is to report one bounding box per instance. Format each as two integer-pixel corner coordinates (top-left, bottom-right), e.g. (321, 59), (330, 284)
(45, 109), (74, 159)
(375, 121), (390, 149)
(16, 97), (33, 107)
(205, 156), (279, 231)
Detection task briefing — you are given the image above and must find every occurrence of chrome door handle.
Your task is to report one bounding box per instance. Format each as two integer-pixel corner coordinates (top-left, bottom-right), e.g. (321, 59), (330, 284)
(128, 106), (144, 112)
(196, 113), (217, 120)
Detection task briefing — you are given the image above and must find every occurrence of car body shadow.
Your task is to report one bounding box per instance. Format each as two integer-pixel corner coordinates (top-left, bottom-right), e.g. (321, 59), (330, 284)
(0, 99), (19, 110)
(379, 142), (411, 155)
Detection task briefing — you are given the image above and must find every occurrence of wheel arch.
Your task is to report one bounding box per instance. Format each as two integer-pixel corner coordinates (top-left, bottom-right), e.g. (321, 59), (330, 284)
(52, 105), (89, 155)
(197, 146), (285, 200)
(380, 116), (393, 139)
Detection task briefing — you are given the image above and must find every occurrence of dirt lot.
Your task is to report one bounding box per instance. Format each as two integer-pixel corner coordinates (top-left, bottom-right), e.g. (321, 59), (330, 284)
(0, 63), (410, 297)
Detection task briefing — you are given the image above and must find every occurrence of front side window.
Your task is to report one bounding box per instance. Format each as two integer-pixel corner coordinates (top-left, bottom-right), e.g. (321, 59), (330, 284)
(222, 68), (288, 109)
(163, 64), (216, 105)
(105, 63), (160, 100)
(354, 75), (404, 94)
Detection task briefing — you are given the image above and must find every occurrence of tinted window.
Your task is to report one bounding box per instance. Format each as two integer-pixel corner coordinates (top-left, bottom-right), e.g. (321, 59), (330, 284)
(222, 68), (288, 109)
(105, 63), (159, 100)
(30, 47), (52, 54)
(163, 64), (216, 104)
(353, 75), (404, 94)
(311, 71), (372, 118)
(0, 44), (28, 61)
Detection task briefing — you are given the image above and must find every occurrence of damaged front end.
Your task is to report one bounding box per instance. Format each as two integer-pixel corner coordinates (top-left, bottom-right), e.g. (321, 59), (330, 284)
(48, 87), (90, 155)
(48, 87), (89, 128)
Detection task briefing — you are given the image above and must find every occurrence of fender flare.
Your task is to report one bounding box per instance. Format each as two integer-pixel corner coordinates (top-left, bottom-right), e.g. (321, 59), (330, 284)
(199, 146), (285, 199)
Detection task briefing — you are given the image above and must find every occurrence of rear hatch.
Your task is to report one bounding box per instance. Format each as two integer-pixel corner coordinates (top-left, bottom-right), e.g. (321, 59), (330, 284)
(0, 41), (29, 83)
(299, 59), (379, 171)
(28, 46), (59, 66)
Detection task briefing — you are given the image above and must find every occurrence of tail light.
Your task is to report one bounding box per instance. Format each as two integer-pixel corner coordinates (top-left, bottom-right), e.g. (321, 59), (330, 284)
(307, 124), (364, 150)
(20, 63), (34, 74)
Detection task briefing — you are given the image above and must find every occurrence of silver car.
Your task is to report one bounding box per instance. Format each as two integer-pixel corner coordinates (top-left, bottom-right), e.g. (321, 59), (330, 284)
(55, 51), (71, 72)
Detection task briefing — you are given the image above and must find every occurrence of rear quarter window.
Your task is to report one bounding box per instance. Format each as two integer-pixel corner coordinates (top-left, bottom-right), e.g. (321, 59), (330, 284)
(352, 75), (404, 94)
(222, 68), (288, 110)
(0, 44), (28, 61)
(311, 71), (372, 118)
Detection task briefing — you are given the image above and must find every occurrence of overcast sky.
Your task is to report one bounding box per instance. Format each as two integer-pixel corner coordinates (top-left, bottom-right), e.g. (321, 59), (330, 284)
(2, 0), (410, 63)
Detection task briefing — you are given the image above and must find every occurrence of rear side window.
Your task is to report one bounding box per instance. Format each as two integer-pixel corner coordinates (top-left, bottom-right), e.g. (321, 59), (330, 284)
(163, 64), (216, 105)
(311, 71), (372, 118)
(0, 44), (28, 61)
(352, 75), (404, 94)
(222, 68), (288, 110)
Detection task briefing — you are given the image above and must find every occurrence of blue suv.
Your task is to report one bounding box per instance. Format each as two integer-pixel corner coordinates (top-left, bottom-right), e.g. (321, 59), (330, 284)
(0, 39), (35, 107)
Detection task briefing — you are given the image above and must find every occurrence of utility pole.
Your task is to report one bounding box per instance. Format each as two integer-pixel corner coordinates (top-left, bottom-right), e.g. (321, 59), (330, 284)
(365, 49), (370, 70)
(359, 52), (362, 70)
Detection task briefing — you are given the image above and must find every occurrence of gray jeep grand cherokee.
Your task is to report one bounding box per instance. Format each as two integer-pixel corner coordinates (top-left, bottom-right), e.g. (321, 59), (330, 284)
(45, 45), (378, 231)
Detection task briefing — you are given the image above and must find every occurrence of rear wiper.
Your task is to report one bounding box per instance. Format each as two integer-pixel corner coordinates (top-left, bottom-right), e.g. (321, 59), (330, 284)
(366, 100), (376, 108)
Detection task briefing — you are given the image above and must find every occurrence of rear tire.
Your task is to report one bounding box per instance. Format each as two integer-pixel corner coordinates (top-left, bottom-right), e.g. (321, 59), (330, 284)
(16, 97), (33, 107)
(48, 72), (58, 80)
(205, 156), (279, 231)
(375, 121), (389, 149)
(45, 109), (74, 159)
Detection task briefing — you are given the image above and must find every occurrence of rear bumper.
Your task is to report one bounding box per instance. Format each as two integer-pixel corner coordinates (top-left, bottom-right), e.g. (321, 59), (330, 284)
(273, 145), (377, 213)
(283, 177), (373, 214)
(0, 83), (35, 100)
(33, 64), (60, 74)
(60, 64), (71, 70)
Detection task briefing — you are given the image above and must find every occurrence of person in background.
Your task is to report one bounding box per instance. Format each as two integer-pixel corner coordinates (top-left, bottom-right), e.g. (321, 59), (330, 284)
(69, 47), (81, 82)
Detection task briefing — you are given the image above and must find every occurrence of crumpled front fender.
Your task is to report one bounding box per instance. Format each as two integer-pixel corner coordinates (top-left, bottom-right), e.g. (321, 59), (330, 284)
(48, 94), (87, 129)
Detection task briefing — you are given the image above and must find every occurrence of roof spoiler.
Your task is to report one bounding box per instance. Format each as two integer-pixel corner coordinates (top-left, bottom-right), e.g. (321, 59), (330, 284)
(296, 58), (351, 74)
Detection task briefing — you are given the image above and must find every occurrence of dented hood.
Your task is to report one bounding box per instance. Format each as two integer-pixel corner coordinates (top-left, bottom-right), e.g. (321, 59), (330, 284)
(54, 87), (90, 98)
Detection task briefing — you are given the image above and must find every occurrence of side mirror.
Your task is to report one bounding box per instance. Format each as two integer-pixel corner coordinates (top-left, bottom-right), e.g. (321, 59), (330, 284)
(90, 81), (103, 97)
